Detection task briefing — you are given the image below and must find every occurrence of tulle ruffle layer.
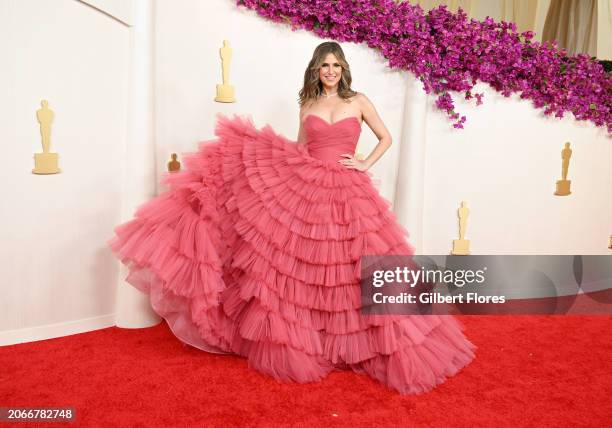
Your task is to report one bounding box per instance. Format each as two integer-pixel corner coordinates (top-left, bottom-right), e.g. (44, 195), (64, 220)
(107, 113), (475, 394)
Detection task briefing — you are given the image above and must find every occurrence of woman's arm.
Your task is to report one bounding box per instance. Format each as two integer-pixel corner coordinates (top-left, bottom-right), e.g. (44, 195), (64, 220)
(297, 105), (307, 145)
(339, 92), (392, 171)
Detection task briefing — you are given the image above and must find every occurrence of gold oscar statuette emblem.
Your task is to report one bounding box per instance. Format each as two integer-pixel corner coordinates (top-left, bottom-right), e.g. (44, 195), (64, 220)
(451, 201), (471, 255)
(167, 153), (181, 172)
(554, 142), (572, 196)
(214, 40), (236, 103)
(608, 235), (612, 250)
(32, 100), (61, 174)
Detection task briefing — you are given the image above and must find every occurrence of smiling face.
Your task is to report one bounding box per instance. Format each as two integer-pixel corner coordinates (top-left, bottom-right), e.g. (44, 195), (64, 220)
(298, 41), (356, 106)
(318, 53), (342, 91)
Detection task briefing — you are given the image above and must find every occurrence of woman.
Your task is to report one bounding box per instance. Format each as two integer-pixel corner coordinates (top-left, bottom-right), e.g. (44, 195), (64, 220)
(108, 41), (475, 395)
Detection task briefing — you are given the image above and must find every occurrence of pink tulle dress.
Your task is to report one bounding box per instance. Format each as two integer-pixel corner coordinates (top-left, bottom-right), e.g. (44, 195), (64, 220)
(107, 113), (476, 395)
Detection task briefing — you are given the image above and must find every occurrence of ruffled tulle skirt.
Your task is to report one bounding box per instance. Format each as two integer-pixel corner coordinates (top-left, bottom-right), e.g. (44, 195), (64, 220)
(107, 113), (476, 395)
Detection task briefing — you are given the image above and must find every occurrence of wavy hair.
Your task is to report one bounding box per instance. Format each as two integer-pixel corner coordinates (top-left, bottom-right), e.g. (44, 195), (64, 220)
(298, 41), (357, 107)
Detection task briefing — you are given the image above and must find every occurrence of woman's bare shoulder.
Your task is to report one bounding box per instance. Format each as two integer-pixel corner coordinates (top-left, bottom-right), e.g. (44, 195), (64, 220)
(347, 91), (369, 107)
(349, 92), (375, 119)
(300, 99), (320, 124)
(301, 98), (319, 110)
(353, 91), (370, 103)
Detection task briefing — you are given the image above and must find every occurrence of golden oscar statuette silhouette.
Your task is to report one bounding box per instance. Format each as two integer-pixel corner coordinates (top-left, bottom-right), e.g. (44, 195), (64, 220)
(167, 153), (181, 172)
(554, 142), (572, 196)
(451, 201), (471, 255)
(32, 100), (61, 174)
(214, 40), (236, 103)
(608, 235), (612, 250)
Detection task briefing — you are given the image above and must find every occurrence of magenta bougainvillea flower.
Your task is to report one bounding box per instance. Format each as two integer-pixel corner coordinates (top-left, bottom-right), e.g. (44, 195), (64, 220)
(236, 0), (612, 133)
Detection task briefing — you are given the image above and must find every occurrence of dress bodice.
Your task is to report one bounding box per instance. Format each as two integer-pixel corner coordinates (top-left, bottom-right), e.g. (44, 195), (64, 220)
(304, 114), (362, 162)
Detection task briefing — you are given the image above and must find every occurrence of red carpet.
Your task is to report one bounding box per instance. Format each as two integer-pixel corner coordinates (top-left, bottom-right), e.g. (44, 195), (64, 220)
(1, 316), (610, 427)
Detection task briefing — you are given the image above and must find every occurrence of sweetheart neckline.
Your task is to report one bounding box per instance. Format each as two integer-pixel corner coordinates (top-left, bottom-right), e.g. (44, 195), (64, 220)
(305, 114), (361, 127)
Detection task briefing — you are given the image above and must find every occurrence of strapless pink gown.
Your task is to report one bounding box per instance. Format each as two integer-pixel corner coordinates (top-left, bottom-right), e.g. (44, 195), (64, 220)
(108, 113), (476, 395)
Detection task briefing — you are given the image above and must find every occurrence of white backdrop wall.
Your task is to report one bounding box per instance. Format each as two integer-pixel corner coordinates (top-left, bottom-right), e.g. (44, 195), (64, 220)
(156, 0), (612, 255)
(1, 0), (610, 346)
(0, 0), (131, 344)
(153, 0), (408, 204)
(412, 82), (612, 255)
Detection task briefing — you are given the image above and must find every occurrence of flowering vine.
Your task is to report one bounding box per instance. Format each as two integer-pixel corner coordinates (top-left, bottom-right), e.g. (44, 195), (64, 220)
(236, 0), (611, 133)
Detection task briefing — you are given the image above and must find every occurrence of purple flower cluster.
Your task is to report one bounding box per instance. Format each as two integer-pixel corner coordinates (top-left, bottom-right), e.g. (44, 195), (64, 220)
(236, 0), (612, 133)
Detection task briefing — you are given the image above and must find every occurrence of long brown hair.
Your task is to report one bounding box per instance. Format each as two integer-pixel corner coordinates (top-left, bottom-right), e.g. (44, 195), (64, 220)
(298, 41), (357, 107)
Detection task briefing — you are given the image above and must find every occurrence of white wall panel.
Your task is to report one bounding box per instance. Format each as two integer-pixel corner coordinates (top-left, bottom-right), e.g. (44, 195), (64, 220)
(0, 0), (131, 344)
